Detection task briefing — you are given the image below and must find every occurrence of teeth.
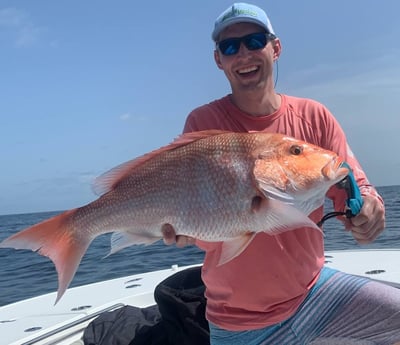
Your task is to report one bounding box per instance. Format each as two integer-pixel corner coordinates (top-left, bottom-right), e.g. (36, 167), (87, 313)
(238, 66), (258, 74)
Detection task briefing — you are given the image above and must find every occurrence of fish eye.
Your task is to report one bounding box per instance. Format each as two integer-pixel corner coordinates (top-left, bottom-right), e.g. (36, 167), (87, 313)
(290, 145), (303, 155)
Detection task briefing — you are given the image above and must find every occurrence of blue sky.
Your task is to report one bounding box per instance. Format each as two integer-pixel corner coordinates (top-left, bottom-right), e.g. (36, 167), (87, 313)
(1, 1), (399, 215)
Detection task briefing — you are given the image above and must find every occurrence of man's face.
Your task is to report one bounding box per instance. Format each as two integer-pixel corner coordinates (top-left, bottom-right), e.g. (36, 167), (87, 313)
(214, 22), (280, 92)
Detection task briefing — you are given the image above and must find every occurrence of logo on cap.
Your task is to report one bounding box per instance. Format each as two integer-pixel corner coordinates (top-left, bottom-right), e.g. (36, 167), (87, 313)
(221, 7), (258, 22)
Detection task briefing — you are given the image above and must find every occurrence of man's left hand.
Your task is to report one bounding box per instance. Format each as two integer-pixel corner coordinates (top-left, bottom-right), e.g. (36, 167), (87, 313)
(344, 195), (385, 244)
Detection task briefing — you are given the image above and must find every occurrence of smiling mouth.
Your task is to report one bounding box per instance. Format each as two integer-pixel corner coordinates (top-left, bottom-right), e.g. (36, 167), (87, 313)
(237, 65), (259, 75)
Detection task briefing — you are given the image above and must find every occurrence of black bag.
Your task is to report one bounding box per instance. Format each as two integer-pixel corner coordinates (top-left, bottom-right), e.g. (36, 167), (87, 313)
(83, 304), (167, 345)
(154, 266), (210, 345)
(83, 266), (209, 345)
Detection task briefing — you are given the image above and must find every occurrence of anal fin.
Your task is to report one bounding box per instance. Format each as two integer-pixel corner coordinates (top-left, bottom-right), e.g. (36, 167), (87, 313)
(218, 233), (257, 266)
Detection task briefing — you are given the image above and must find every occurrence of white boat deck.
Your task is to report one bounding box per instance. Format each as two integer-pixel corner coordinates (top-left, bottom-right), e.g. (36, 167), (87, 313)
(0, 249), (399, 345)
(0, 264), (194, 345)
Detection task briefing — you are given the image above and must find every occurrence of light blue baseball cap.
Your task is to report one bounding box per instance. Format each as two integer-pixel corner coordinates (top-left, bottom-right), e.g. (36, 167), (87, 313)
(212, 3), (275, 42)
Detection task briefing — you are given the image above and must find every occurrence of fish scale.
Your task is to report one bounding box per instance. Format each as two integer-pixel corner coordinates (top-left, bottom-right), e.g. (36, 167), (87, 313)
(0, 130), (349, 303)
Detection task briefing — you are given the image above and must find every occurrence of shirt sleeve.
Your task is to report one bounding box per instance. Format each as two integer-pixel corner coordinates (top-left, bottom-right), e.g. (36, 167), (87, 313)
(320, 105), (384, 211)
(183, 110), (200, 133)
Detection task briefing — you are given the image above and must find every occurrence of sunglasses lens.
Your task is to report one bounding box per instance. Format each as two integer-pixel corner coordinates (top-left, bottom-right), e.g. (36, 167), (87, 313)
(245, 33), (267, 50)
(218, 33), (269, 56)
(218, 38), (240, 56)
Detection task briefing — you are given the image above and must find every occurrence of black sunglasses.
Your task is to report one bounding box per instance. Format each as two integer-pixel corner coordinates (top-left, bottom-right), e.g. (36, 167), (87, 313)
(217, 32), (276, 56)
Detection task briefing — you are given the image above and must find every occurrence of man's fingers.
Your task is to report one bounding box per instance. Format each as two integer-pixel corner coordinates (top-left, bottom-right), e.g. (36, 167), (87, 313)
(161, 224), (196, 247)
(161, 223), (177, 245)
(339, 195), (385, 244)
(176, 235), (196, 248)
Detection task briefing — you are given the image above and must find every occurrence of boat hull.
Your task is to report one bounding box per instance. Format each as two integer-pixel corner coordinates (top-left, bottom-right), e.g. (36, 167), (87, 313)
(1, 249), (399, 345)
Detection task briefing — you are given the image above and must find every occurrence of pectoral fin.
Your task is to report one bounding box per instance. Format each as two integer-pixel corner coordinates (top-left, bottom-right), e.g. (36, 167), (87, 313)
(218, 198), (322, 266)
(257, 198), (322, 235)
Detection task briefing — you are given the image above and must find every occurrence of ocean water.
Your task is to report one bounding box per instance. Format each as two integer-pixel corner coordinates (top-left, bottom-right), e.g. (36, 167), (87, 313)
(0, 185), (399, 307)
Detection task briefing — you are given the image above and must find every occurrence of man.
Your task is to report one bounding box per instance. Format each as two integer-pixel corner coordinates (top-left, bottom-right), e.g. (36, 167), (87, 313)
(163, 3), (400, 344)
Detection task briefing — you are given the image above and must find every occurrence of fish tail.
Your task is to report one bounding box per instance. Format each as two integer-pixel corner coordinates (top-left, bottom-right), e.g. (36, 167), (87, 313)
(0, 209), (91, 304)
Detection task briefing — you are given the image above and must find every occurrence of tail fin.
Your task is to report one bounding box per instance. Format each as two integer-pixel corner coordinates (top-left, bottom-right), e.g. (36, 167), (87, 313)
(0, 209), (91, 304)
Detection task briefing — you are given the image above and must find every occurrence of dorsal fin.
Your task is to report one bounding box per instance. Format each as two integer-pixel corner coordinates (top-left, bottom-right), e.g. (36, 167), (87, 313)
(93, 130), (232, 196)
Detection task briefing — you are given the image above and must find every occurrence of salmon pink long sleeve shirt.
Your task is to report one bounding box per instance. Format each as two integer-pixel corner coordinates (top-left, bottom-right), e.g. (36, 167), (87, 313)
(183, 94), (383, 331)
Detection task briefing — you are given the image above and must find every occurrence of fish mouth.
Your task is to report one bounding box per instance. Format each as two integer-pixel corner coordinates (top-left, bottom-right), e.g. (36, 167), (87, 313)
(322, 156), (349, 182)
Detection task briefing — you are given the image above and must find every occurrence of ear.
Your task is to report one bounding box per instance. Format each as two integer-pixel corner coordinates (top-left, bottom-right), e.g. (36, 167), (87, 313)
(214, 49), (224, 70)
(271, 38), (282, 61)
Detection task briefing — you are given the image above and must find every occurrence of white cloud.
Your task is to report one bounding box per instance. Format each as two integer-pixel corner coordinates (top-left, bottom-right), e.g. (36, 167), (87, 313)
(0, 7), (26, 26)
(15, 24), (43, 47)
(0, 7), (44, 47)
(119, 112), (148, 122)
(119, 113), (131, 121)
(281, 52), (400, 115)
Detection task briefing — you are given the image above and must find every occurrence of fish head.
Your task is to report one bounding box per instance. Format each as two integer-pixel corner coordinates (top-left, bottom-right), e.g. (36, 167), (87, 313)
(253, 134), (350, 214)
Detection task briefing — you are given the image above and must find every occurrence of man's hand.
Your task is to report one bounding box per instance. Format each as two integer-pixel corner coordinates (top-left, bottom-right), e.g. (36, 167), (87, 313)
(343, 195), (385, 244)
(161, 224), (196, 247)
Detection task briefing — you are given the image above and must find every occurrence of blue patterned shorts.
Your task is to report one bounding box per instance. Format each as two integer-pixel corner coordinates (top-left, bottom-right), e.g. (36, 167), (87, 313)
(209, 267), (400, 345)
